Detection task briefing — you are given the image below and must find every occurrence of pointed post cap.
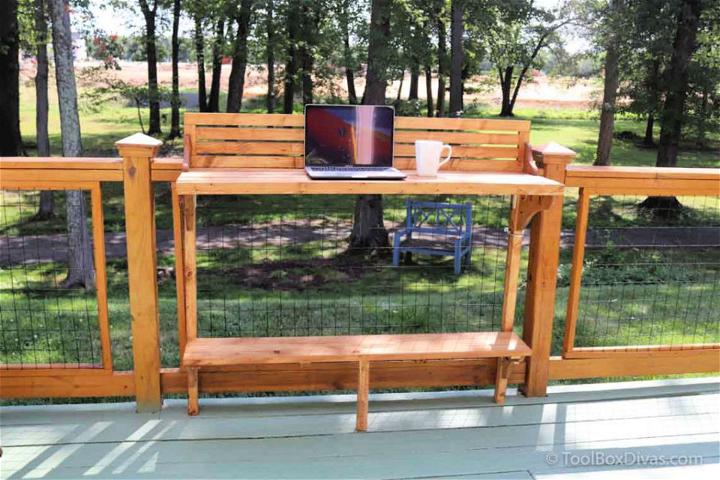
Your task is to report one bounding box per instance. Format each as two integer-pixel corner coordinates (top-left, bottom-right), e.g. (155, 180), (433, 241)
(531, 142), (576, 165)
(115, 133), (163, 158)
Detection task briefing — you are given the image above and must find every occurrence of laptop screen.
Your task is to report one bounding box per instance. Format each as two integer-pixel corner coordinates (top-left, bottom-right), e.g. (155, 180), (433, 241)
(305, 105), (395, 167)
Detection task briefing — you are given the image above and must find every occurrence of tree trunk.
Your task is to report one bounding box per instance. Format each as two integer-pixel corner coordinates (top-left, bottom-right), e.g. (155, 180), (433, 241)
(226, 0), (253, 113)
(140, 1), (161, 135)
(436, 15), (447, 117)
(643, 114), (655, 147)
(34, 0), (54, 220)
(341, 0), (357, 104)
(656, 0), (703, 168)
(208, 17), (225, 112)
(194, 13), (208, 112)
(299, 2), (317, 105)
(499, 66), (514, 116)
(642, 0), (703, 215)
(395, 71), (404, 103)
(695, 84), (709, 148)
(595, 1), (621, 167)
(0, 0), (23, 156)
(425, 65), (434, 117)
(49, 0), (95, 289)
(349, 0), (391, 253)
(448, 0), (464, 117)
(266, 0), (275, 113)
(363, 0), (390, 105)
(283, 2), (300, 113)
(168, 0), (181, 139)
(408, 61), (419, 100)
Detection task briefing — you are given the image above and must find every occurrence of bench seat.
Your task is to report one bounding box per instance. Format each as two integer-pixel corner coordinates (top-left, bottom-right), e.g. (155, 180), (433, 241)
(183, 332), (531, 431)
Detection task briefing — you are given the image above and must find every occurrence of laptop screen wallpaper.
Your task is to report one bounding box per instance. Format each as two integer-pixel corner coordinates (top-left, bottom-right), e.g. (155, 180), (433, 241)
(305, 105), (394, 166)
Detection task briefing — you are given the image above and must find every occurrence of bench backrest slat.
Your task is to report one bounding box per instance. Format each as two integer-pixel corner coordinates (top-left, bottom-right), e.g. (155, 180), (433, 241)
(184, 113), (530, 171)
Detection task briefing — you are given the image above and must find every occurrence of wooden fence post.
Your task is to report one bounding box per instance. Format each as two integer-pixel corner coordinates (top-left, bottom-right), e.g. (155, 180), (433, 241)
(521, 143), (575, 397)
(116, 133), (164, 412)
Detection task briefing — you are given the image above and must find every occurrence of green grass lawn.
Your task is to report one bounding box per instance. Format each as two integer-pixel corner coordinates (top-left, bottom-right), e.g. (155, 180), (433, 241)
(2, 86), (719, 390)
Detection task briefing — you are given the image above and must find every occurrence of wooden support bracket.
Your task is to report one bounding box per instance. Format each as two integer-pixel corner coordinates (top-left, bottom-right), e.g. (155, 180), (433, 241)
(356, 359), (370, 432)
(509, 195), (555, 233)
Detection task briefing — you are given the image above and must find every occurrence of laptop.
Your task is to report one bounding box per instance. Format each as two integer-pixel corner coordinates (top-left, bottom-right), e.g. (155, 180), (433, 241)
(304, 104), (406, 180)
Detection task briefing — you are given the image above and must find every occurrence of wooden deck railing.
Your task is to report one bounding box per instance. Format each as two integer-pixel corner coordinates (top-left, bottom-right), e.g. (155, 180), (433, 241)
(0, 135), (718, 411)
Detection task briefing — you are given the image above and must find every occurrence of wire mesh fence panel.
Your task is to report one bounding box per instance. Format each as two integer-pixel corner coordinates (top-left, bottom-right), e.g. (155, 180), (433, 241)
(193, 194), (522, 338)
(0, 189), (103, 368)
(564, 194), (720, 351)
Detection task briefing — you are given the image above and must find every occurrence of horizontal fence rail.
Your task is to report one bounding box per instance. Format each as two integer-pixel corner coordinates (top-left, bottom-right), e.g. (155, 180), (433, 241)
(0, 140), (718, 408)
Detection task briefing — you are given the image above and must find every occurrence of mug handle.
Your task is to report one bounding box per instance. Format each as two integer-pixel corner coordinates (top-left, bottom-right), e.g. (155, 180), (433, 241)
(439, 144), (452, 168)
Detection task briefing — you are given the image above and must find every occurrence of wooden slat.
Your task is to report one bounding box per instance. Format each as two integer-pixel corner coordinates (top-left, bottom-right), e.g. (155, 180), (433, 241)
(395, 116), (530, 131)
(194, 141), (304, 156)
(393, 158), (523, 172)
(394, 144), (518, 159)
(196, 127), (304, 141)
(0, 365), (103, 376)
(394, 131), (519, 145)
(566, 176), (720, 194)
(175, 169), (564, 196)
(564, 344), (720, 359)
(185, 112), (304, 127)
(549, 351), (720, 379)
(0, 157), (123, 169)
(0, 371), (134, 398)
(566, 165), (720, 181)
(0, 181), (99, 191)
(90, 185), (112, 370)
(0, 169), (123, 183)
(160, 359), (528, 394)
(183, 332), (531, 366)
(563, 188), (590, 355)
(191, 156), (299, 169)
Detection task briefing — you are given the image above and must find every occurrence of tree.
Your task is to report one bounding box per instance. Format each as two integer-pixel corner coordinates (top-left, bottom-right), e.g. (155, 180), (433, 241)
(192, 5), (208, 112)
(35, 0), (54, 219)
(265, 0), (276, 112)
(138, 0), (162, 135)
(435, 1), (447, 117)
(655, 0), (705, 168)
(349, 0), (392, 253)
(168, 0), (182, 139)
(486, 2), (569, 117)
(595, 0), (625, 166)
(48, 0), (96, 289)
(449, 0), (464, 116)
(0, 0), (23, 157)
(226, 0), (254, 113)
(283, 1), (300, 113)
(208, 15), (226, 112)
(338, 0), (366, 104)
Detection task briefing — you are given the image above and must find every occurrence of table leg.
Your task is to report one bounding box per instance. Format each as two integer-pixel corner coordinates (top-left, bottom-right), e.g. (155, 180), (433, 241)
(494, 357), (511, 405)
(187, 367), (199, 416)
(356, 359), (370, 432)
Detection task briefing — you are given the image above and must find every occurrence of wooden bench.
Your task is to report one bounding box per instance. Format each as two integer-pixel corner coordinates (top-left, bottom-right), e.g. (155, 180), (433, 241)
(184, 332), (531, 431)
(178, 112), (564, 431)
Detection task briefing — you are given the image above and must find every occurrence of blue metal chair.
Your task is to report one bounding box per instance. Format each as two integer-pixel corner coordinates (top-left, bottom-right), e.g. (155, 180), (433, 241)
(392, 200), (473, 275)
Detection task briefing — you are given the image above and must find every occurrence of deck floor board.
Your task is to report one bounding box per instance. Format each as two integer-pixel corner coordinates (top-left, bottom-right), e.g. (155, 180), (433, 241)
(1, 378), (718, 479)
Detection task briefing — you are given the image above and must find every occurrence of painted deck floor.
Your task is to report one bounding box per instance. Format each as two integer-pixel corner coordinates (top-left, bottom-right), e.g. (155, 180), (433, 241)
(1, 378), (719, 479)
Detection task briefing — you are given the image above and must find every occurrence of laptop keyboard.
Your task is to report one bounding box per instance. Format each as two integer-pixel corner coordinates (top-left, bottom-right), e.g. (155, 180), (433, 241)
(310, 166), (394, 172)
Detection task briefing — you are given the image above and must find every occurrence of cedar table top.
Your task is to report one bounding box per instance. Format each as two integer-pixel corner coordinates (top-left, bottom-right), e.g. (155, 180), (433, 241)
(183, 331), (532, 366)
(175, 169), (564, 196)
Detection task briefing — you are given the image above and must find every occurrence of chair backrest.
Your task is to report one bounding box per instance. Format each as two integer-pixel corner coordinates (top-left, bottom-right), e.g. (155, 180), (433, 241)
(184, 113), (530, 172)
(405, 201), (473, 237)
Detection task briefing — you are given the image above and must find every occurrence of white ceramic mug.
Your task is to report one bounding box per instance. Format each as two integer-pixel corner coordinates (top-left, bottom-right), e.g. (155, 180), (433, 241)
(415, 140), (452, 177)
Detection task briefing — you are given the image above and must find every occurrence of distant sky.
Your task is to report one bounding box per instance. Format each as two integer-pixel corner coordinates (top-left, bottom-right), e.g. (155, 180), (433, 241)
(87, 0), (589, 54)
